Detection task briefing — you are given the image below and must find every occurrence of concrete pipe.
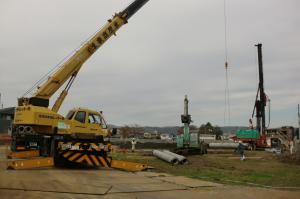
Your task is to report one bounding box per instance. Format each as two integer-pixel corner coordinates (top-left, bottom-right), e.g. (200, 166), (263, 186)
(162, 150), (188, 164)
(153, 150), (179, 165)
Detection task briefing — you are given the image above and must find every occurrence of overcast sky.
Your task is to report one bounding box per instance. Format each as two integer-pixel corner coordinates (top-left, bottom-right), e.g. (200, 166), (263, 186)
(0, 0), (299, 127)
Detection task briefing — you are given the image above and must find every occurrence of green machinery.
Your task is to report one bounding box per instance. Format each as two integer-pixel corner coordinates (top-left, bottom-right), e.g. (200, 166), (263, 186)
(176, 95), (207, 155)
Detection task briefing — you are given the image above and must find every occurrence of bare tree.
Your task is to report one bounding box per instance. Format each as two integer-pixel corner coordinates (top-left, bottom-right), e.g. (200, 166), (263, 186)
(119, 124), (145, 139)
(119, 125), (131, 140)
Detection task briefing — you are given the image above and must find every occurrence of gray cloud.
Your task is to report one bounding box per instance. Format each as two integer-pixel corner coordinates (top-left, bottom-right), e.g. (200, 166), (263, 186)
(0, 0), (299, 127)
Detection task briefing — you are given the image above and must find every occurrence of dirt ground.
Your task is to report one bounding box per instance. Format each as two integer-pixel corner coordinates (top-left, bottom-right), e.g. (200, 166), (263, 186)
(1, 146), (300, 199)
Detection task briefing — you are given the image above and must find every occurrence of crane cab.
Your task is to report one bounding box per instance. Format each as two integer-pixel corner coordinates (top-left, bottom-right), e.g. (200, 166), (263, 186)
(57, 108), (109, 139)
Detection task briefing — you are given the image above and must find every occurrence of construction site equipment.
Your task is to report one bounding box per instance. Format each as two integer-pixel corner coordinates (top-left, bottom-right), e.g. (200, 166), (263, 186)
(9, 0), (149, 170)
(153, 150), (179, 165)
(233, 132), (266, 150)
(249, 43), (270, 134)
(242, 43), (270, 149)
(7, 154), (147, 171)
(110, 160), (147, 172)
(7, 152), (147, 171)
(176, 95), (207, 155)
(8, 157), (54, 170)
(266, 126), (296, 151)
(7, 150), (40, 159)
(162, 150), (188, 164)
(252, 43), (268, 134)
(236, 130), (260, 139)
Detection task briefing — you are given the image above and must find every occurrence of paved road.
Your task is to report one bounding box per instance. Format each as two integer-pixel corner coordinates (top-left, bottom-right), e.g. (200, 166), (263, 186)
(0, 146), (299, 199)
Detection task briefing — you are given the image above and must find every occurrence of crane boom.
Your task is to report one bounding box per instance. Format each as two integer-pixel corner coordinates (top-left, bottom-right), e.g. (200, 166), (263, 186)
(19, 0), (149, 108)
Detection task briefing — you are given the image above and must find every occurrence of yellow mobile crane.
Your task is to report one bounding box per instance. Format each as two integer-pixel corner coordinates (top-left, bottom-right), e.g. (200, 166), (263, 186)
(8, 0), (149, 170)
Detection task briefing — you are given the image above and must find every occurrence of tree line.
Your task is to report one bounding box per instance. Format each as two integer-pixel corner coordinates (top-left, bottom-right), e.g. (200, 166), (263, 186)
(115, 122), (223, 140)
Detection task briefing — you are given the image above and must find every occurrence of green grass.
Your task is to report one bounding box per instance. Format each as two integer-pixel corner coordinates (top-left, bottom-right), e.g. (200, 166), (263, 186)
(110, 151), (300, 187)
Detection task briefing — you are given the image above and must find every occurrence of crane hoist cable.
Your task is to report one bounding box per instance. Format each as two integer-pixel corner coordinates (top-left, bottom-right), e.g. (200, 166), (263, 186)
(223, 0), (231, 126)
(22, 23), (108, 97)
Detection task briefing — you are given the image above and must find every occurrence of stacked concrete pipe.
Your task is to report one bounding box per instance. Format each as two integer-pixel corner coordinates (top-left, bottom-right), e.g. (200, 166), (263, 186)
(162, 150), (188, 164)
(152, 150), (187, 165)
(153, 150), (179, 165)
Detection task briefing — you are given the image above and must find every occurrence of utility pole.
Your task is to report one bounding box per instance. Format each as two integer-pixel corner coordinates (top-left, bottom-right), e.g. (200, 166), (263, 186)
(298, 104), (300, 139)
(0, 93), (3, 109)
(255, 43), (266, 135)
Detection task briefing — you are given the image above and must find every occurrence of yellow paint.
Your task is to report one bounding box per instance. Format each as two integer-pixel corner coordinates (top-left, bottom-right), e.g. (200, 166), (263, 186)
(7, 150), (40, 159)
(76, 155), (93, 166)
(62, 151), (72, 158)
(14, 106), (108, 137)
(68, 153), (81, 161)
(7, 157), (54, 170)
(90, 155), (100, 166)
(110, 160), (148, 171)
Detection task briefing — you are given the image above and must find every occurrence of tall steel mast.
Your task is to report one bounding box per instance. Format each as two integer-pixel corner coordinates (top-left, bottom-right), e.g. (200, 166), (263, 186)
(255, 43), (266, 135)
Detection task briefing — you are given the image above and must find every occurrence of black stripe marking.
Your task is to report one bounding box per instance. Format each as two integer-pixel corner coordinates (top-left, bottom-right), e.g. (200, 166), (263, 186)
(88, 155), (98, 167)
(103, 156), (111, 167)
(95, 155), (105, 167)
(71, 152), (85, 162)
(65, 151), (77, 159)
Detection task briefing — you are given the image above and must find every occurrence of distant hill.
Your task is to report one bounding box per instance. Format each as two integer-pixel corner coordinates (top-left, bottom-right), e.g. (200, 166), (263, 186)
(142, 126), (180, 135)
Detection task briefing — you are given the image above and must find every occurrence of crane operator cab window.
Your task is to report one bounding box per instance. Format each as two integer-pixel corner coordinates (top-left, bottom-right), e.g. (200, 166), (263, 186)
(66, 111), (75, 120)
(74, 111), (86, 123)
(88, 113), (107, 129)
(88, 114), (96, 124)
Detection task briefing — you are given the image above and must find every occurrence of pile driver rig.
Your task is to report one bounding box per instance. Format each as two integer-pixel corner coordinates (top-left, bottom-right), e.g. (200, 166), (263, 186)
(8, 0), (149, 170)
(240, 43), (270, 149)
(250, 43), (269, 135)
(176, 95), (207, 155)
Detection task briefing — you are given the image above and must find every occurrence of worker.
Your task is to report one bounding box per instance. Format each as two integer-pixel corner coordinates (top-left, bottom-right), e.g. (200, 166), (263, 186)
(236, 141), (246, 161)
(249, 119), (254, 130)
(289, 140), (294, 155)
(131, 138), (137, 152)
